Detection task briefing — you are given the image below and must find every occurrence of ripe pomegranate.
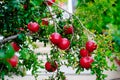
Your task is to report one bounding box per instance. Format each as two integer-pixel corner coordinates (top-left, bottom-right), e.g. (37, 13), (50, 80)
(86, 40), (97, 52)
(50, 32), (62, 45)
(58, 38), (70, 50)
(45, 61), (58, 72)
(7, 55), (18, 67)
(64, 25), (74, 34)
(23, 4), (28, 10)
(80, 48), (90, 57)
(47, 0), (55, 6)
(42, 18), (49, 26)
(11, 42), (20, 52)
(27, 22), (39, 33)
(80, 56), (94, 69)
(115, 58), (120, 66)
(19, 27), (24, 31)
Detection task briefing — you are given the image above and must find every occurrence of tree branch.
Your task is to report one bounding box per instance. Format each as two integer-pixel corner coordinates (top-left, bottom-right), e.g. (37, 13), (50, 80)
(0, 33), (31, 44)
(0, 34), (19, 43)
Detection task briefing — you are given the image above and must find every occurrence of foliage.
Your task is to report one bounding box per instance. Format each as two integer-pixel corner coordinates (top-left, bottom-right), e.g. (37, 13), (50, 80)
(75, 0), (120, 79)
(91, 33), (116, 80)
(76, 0), (120, 54)
(0, 0), (117, 80)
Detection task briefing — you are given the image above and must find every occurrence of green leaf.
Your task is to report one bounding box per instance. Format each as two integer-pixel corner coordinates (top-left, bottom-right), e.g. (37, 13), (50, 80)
(75, 68), (81, 74)
(105, 51), (112, 57)
(102, 74), (108, 79)
(5, 44), (15, 58)
(17, 33), (26, 42)
(0, 50), (6, 59)
(19, 48), (30, 60)
(30, 0), (42, 6)
(1, 71), (5, 80)
(3, 60), (12, 70)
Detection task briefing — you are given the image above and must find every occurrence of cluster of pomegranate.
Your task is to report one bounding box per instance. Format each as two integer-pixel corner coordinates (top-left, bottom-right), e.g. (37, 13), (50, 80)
(25, 0), (97, 72)
(45, 26), (74, 72)
(27, 15), (74, 72)
(79, 40), (97, 69)
(50, 32), (70, 50)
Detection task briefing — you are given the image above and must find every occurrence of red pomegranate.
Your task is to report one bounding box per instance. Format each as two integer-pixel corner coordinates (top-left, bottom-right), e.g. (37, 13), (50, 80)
(11, 42), (20, 52)
(115, 58), (120, 66)
(42, 18), (49, 26)
(27, 22), (39, 33)
(58, 38), (70, 50)
(45, 61), (58, 72)
(80, 56), (94, 69)
(47, 0), (55, 6)
(86, 40), (97, 52)
(49, 32), (62, 45)
(64, 25), (74, 34)
(7, 55), (18, 67)
(80, 48), (90, 57)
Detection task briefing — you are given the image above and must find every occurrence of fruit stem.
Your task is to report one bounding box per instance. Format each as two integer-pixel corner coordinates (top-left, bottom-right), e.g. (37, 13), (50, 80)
(70, 31), (75, 42)
(55, 68), (59, 78)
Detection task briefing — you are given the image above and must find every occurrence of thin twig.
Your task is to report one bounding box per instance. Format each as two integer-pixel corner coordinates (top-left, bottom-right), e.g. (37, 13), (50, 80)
(44, 0), (63, 32)
(70, 32), (74, 42)
(0, 65), (4, 73)
(44, 1), (57, 32)
(69, 17), (75, 42)
(73, 15), (96, 37)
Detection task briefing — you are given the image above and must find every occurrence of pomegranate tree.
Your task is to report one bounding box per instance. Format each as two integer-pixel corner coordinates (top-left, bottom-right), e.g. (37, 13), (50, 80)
(0, 0), (116, 80)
